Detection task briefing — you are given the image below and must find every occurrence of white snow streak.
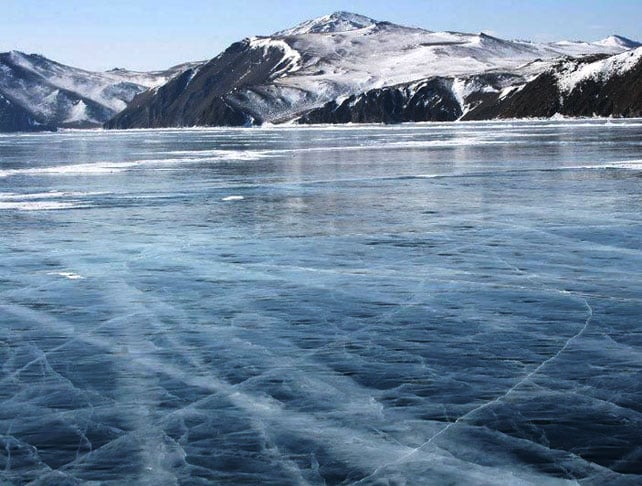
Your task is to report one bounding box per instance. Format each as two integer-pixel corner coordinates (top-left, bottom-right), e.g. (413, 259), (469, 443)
(556, 46), (642, 93)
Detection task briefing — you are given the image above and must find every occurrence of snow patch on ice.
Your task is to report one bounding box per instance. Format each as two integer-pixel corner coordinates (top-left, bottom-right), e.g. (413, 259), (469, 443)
(569, 159), (642, 170)
(0, 201), (85, 210)
(0, 191), (107, 200)
(0, 190), (108, 210)
(0, 151), (274, 178)
(47, 271), (85, 280)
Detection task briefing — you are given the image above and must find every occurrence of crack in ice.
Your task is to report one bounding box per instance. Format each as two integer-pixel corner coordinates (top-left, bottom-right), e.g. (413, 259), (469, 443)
(355, 253), (595, 483)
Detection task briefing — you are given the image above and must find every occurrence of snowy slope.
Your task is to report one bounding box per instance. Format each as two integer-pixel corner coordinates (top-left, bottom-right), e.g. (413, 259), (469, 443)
(274, 11), (377, 36)
(555, 46), (642, 92)
(268, 19), (634, 112)
(277, 26), (625, 86)
(458, 47), (642, 120)
(0, 51), (202, 129)
(0, 91), (50, 132)
(594, 34), (641, 49)
(106, 11), (641, 128)
(298, 45), (642, 124)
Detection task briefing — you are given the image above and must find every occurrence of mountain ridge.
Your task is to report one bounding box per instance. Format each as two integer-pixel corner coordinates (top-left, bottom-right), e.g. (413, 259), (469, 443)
(0, 11), (640, 131)
(296, 47), (642, 124)
(273, 11), (379, 36)
(106, 12), (640, 129)
(0, 51), (204, 131)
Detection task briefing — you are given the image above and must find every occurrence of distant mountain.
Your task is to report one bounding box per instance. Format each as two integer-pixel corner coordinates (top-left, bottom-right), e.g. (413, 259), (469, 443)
(298, 48), (642, 123)
(106, 11), (640, 129)
(594, 35), (641, 50)
(0, 51), (202, 131)
(1, 12), (640, 131)
(273, 11), (377, 36)
(466, 47), (642, 119)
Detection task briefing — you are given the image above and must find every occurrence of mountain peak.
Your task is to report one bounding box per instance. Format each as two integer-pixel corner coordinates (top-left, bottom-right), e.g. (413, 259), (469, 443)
(274, 11), (377, 36)
(7, 50), (27, 60)
(595, 34), (641, 49)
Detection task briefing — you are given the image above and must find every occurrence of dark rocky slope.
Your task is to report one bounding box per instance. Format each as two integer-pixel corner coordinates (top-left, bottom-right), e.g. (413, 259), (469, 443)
(297, 79), (462, 124)
(466, 53), (642, 119)
(297, 50), (642, 124)
(105, 40), (301, 128)
(0, 92), (53, 132)
(297, 74), (522, 124)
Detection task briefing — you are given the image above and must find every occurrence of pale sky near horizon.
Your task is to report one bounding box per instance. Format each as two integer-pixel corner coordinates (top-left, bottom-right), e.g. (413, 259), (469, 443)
(2, 0), (641, 71)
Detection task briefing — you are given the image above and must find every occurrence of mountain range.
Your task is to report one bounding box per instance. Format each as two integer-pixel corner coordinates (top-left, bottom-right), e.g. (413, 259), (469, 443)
(0, 51), (200, 131)
(1, 12), (641, 132)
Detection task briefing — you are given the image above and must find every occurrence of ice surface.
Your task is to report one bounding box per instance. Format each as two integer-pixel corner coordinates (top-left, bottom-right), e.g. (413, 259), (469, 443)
(0, 120), (641, 484)
(0, 149), (275, 178)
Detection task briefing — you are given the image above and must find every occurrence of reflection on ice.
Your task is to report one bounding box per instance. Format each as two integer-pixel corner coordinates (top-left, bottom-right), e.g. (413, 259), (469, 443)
(0, 119), (641, 484)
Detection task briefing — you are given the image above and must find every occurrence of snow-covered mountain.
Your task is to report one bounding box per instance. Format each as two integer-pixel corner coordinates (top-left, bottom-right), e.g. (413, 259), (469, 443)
(1, 12), (639, 131)
(106, 12), (640, 128)
(274, 11), (376, 36)
(594, 34), (641, 50)
(0, 51), (202, 131)
(478, 47), (642, 119)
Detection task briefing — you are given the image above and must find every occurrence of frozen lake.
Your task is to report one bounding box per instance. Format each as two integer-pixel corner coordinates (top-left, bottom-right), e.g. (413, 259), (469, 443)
(1, 120), (641, 484)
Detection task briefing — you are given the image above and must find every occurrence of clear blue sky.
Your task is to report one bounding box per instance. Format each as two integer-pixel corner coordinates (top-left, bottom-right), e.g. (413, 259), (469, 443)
(2, 0), (641, 71)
